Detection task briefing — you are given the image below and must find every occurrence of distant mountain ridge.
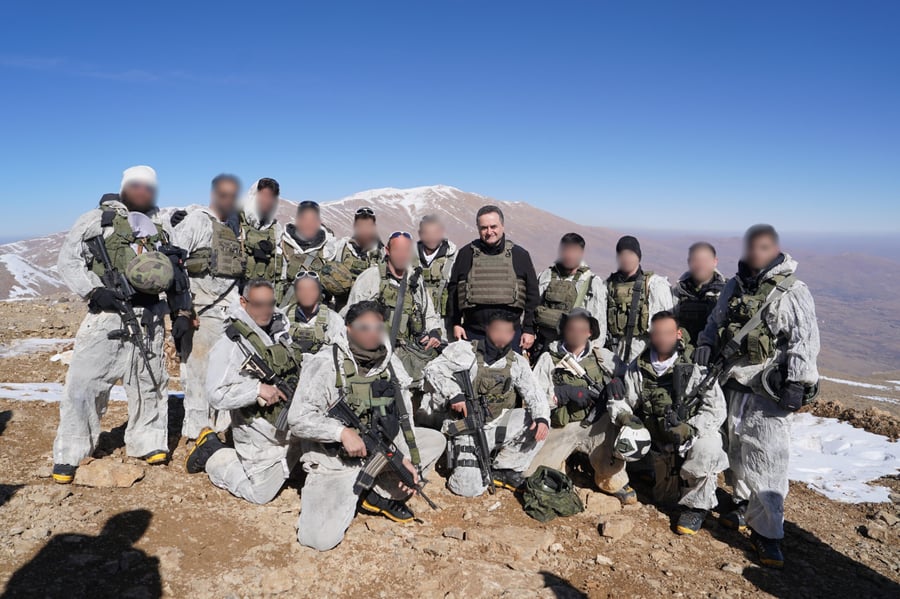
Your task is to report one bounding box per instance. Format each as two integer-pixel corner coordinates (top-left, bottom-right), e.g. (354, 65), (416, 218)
(1, 185), (898, 377)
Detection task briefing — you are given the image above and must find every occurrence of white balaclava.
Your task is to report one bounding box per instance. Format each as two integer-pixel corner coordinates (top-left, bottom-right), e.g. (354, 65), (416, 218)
(120, 165), (158, 193)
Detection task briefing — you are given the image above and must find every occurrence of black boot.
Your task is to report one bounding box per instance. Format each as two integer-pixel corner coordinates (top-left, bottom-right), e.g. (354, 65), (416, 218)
(750, 529), (784, 569)
(720, 500), (748, 531)
(676, 508), (708, 535)
(360, 491), (415, 523)
(492, 469), (526, 491)
(185, 428), (225, 474)
(52, 464), (77, 485)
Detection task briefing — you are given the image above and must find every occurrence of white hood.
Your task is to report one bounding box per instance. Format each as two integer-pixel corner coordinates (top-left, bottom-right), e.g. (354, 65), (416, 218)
(241, 179), (279, 229)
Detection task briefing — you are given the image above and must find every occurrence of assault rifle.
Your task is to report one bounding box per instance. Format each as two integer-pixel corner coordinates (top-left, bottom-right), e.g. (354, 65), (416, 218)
(86, 236), (161, 398)
(450, 370), (496, 494)
(327, 397), (438, 510)
(225, 327), (296, 433)
(557, 353), (606, 427)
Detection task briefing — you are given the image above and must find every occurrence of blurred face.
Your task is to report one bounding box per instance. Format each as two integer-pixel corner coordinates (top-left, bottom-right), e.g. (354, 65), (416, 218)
(486, 318), (516, 349)
(616, 249), (641, 274)
(353, 218), (378, 248)
(744, 234), (780, 272)
(255, 186), (278, 219)
(386, 235), (413, 271)
(296, 208), (322, 240)
(240, 285), (276, 328)
(121, 183), (156, 212)
(688, 246), (718, 284)
(559, 243), (584, 271)
(211, 180), (238, 217)
(293, 277), (321, 309)
(347, 311), (385, 351)
(649, 316), (681, 357)
(477, 212), (504, 246)
(562, 317), (592, 351)
(418, 221), (445, 250)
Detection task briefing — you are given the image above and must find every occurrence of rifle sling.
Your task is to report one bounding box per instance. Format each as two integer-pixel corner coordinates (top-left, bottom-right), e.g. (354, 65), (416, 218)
(621, 272), (644, 363)
(388, 275), (409, 347)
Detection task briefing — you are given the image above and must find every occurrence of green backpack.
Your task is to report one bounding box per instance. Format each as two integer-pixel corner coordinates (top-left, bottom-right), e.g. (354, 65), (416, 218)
(522, 466), (585, 522)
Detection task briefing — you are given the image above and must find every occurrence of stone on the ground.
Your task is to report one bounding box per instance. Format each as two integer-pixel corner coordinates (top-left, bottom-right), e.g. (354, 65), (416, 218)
(74, 459), (145, 488)
(600, 517), (634, 540)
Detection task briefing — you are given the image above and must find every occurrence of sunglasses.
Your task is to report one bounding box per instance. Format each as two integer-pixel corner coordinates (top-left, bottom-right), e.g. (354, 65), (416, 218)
(389, 231), (412, 240)
(350, 322), (383, 333)
(355, 207), (375, 216)
(294, 270), (320, 281)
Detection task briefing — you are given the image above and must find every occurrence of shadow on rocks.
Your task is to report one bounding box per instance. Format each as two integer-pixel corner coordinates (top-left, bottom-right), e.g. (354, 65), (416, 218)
(1, 509), (162, 599)
(539, 571), (588, 599)
(0, 410), (11, 436)
(0, 484), (24, 508)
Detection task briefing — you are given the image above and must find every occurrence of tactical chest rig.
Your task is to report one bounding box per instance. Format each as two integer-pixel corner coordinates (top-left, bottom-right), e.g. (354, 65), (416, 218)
(458, 240), (526, 310)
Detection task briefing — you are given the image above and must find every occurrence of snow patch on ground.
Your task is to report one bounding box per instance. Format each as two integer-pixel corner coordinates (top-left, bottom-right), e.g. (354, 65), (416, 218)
(856, 394), (900, 406)
(0, 383), (127, 402)
(789, 413), (899, 503)
(0, 338), (72, 358)
(820, 376), (890, 391)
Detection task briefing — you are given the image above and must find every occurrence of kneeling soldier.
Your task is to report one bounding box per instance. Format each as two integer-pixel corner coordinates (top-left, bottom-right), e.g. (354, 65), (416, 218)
(425, 311), (550, 496)
(289, 301), (445, 551)
(530, 309), (636, 504)
(608, 311), (728, 535)
(185, 280), (301, 505)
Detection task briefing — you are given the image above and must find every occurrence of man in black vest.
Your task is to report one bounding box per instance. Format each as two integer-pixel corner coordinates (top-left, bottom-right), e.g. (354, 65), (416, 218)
(446, 205), (540, 353)
(672, 242), (726, 348)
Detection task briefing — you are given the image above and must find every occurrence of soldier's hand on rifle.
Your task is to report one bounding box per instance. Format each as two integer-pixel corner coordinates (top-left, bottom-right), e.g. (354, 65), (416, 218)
(694, 345), (712, 367)
(604, 378), (626, 403)
(340, 427), (367, 458)
(171, 314), (193, 341)
(420, 334), (441, 351)
(257, 383), (287, 406)
(449, 395), (468, 418)
(529, 419), (549, 441)
(398, 458), (419, 494)
(452, 325), (467, 341)
(87, 287), (125, 313)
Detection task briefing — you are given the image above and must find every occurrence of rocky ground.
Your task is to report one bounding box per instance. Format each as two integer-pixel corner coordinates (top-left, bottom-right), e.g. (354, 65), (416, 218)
(0, 297), (899, 598)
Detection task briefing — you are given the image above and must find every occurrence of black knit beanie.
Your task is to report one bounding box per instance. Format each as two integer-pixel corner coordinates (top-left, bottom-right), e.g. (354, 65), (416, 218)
(615, 235), (642, 261)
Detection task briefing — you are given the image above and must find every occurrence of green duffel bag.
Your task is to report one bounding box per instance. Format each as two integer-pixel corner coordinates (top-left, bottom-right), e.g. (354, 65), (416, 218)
(522, 466), (585, 522)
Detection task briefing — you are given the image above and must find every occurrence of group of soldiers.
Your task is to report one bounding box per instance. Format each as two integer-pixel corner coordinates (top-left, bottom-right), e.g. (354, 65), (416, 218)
(51, 166), (820, 568)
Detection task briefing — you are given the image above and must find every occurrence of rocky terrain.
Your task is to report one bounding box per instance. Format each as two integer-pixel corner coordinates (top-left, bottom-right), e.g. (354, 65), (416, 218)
(0, 297), (899, 598)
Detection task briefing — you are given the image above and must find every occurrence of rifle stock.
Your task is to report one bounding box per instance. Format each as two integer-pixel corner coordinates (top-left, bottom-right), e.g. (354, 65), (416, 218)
(237, 353), (295, 433)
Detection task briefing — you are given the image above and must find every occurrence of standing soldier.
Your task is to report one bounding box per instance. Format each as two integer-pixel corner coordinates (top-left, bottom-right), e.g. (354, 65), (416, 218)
(334, 207), (385, 280)
(534, 233), (606, 356)
(425, 311), (550, 495)
(172, 174), (244, 440)
(280, 200), (353, 305)
(52, 166), (192, 483)
(289, 301), (445, 551)
(284, 271), (346, 363)
(605, 235), (673, 371)
(697, 225), (820, 568)
(344, 231), (442, 386)
(184, 280), (302, 505)
(239, 178), (283, 286)
(412, 214), (457, 335)
(672, 242), (727, 347)
(446, 205), (540, 354)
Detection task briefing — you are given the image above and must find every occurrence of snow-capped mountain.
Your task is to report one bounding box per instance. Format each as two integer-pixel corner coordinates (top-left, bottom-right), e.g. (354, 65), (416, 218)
(3, 184), (900, 378)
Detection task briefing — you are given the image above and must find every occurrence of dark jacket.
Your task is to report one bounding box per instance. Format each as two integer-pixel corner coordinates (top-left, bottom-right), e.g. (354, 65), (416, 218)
(446, 236), (540, 334)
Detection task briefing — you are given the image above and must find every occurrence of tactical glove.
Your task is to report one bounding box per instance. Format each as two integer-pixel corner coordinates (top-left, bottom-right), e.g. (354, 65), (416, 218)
(554, 385), (594, 409)
(169, 209), (188, 228)
(88, 287), (124, 313)
(664, 422), (695, 447)
(604, 377), (626, 403)
(694, 345), (712, 367)
(779, 381), (805, 412)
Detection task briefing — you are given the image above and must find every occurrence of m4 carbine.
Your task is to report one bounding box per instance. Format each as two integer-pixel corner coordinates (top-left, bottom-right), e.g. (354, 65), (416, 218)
(86, 236), (161, 399)
(450, 370), (496, 494)
(327, 397), (438, 510)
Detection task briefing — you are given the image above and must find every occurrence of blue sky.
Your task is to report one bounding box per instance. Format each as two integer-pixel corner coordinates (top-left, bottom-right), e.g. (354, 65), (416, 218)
(1, 1), (898, 239)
